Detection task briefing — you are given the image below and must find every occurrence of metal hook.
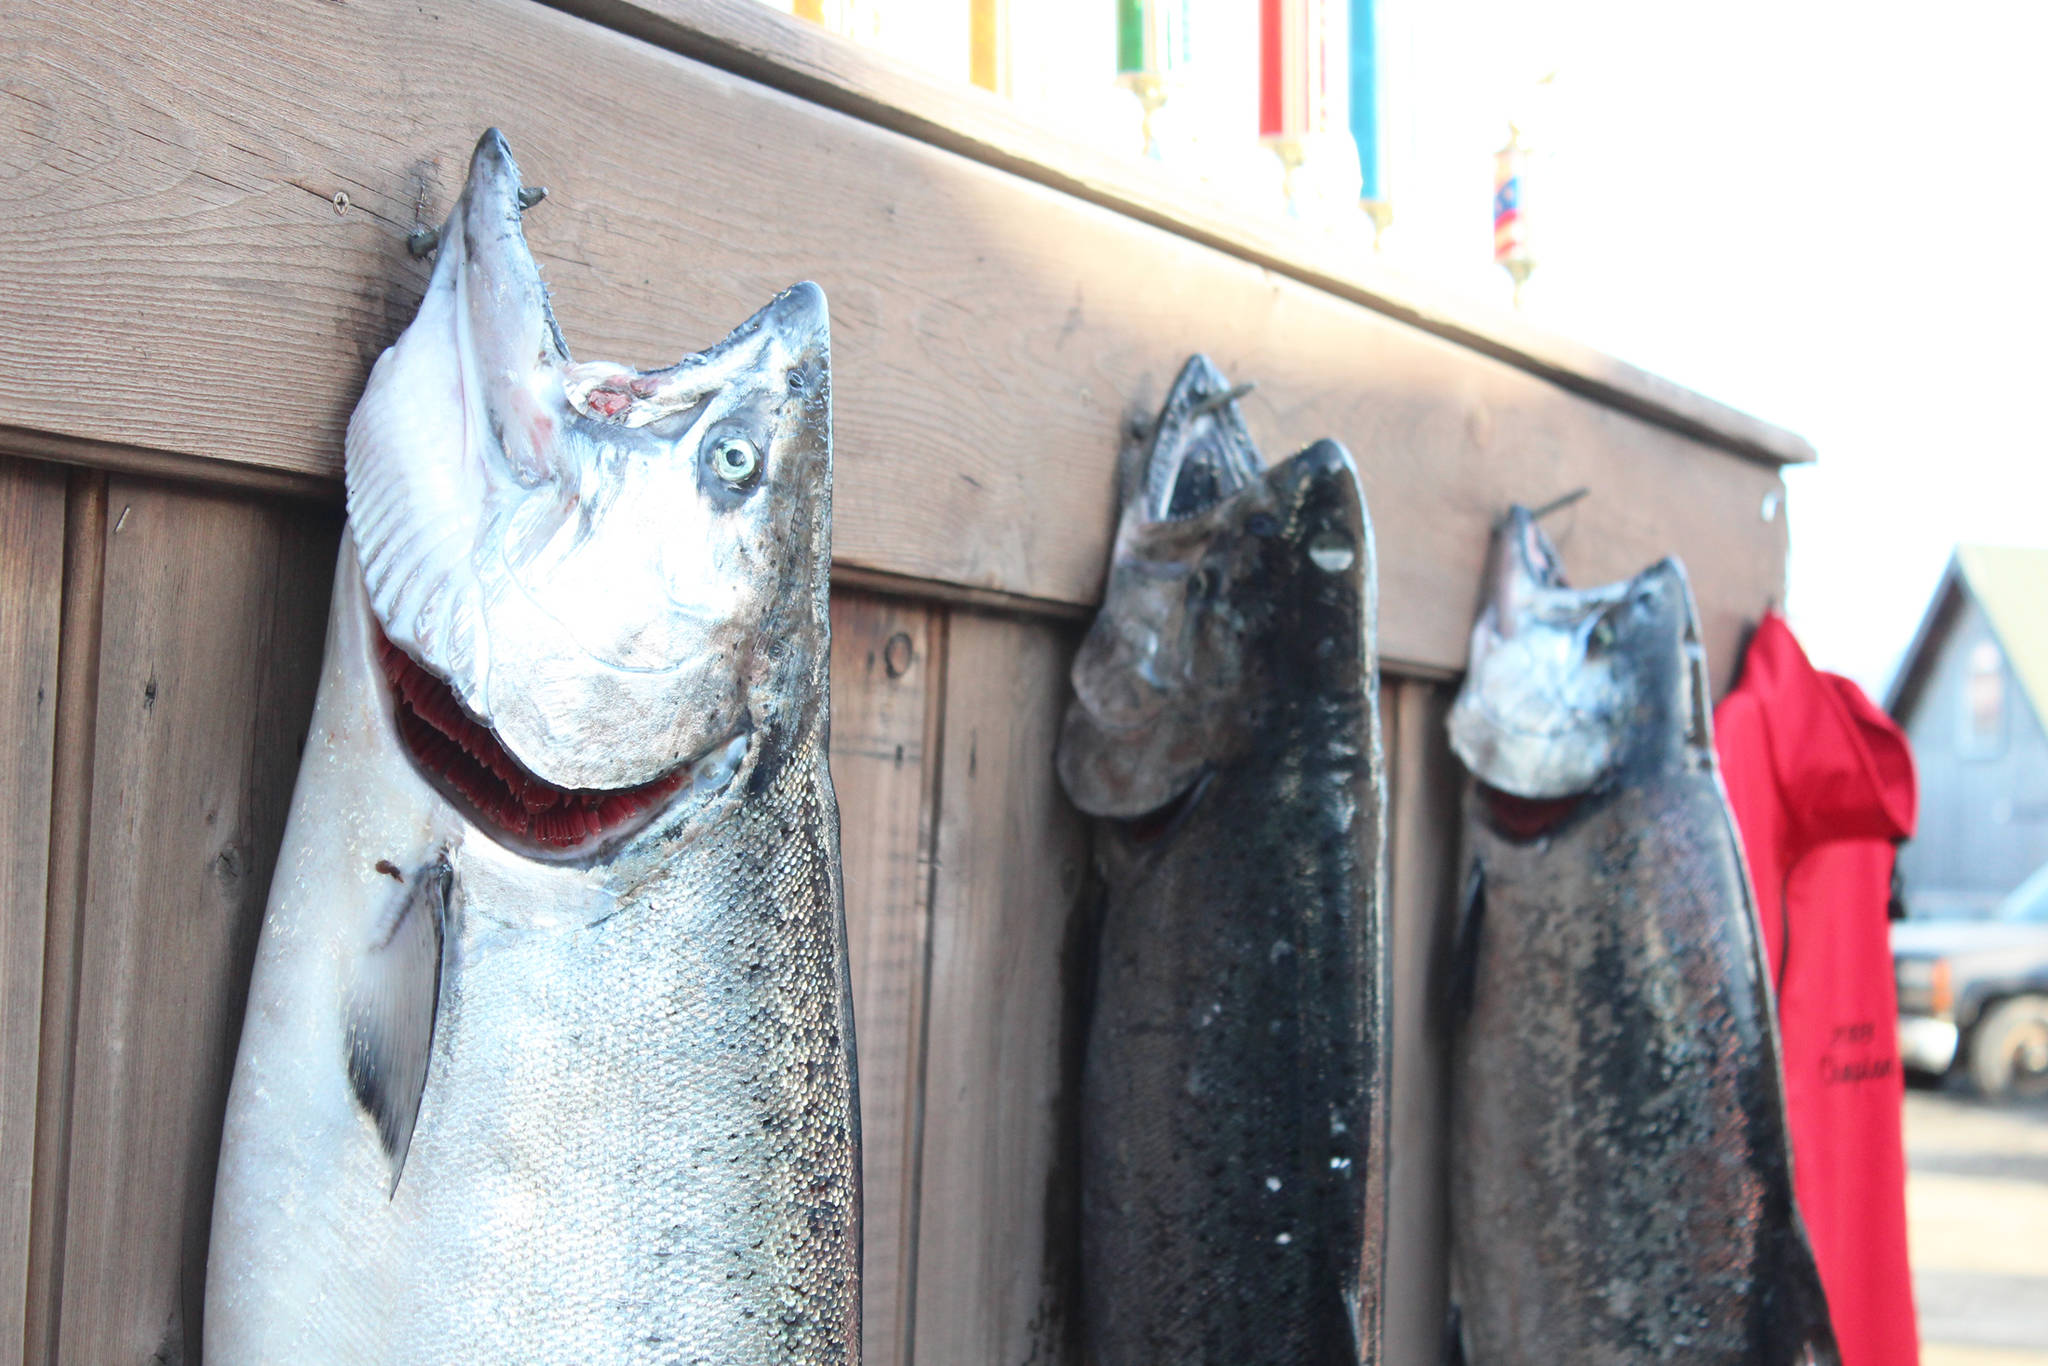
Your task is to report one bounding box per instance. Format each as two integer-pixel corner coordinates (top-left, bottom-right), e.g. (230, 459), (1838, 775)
(1189, 382), (1256, 417)
(517, 185), (548, 211)
(1529, 487), (1590, 521)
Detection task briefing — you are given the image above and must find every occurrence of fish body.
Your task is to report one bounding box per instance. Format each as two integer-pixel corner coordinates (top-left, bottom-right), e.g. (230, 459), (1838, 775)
(204, 132), (858, 1364)
(1058, 358), (1386, 1365)
(1444, 508), (1835, 1366)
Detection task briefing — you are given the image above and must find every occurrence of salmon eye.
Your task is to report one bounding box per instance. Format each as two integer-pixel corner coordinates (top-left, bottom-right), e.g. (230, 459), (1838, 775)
(1588, 616), (1617, 654)
(711, 436), (760, 487)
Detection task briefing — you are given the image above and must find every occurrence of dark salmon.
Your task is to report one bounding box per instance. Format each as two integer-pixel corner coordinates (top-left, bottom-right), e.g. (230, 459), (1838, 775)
(1058, 356), (1387, 1366)
(1444, 507), (1837, 1365)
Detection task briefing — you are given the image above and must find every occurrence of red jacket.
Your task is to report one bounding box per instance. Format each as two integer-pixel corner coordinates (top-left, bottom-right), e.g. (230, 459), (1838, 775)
(1715, 612), (1919, 1366)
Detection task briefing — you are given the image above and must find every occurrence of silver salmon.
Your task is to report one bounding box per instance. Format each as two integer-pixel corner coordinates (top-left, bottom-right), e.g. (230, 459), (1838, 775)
(1444, 506), (1836, 1366)
(204, 131), (858, 1364)
(1058, 357), (1387, 1365)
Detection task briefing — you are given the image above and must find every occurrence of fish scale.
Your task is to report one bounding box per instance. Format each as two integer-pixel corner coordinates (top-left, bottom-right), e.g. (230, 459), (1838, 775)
(380, 741), (855, 1363)
(1083, 708), (1376, 1363)
(1445, 506), (1837, 1365)
(205, 129), (856, 1364)
(1058, 356), (1387, 1366)
(1455, 781), (1798, 1360)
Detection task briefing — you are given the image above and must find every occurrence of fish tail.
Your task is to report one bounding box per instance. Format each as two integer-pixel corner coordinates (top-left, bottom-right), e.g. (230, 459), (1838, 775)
(1442, 1302), (1468, 1366)
(1774, 1227), (1843, 1366)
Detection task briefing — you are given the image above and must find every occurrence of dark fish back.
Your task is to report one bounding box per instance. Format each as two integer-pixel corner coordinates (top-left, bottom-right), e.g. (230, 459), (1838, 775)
(1450, 758), (1838, 1365)
(1078, 448), (1384, 1365)
(1445, 519), (1836, 1366)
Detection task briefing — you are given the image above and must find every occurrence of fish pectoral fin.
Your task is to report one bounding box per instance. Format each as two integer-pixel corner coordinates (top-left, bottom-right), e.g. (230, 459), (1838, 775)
(345, 855), (452, 1192)
(1444, 859), (1486, 1027)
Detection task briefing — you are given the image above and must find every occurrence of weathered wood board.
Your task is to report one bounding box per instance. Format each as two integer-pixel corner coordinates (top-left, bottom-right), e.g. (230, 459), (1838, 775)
(549, 0), (1814, 469)
(20, 469), (105, 1366)
(0, 0), (1787, 686)
(49, 481), (338, 1363)
(827, 592), (943, 1366)
(915, 609), (1091, 1366)
(0, 459), (67, 1357)
(1381, 679), (1466, 1366)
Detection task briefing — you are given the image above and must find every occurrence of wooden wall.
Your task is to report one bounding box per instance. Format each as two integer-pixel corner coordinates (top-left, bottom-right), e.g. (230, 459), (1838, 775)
(0, 1), (1800, 1362)
(0, 461), (1483, 1365)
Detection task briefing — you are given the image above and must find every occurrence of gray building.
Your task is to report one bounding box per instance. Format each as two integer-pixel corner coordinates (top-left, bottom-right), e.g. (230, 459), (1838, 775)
(1887, 546), (2048, 918)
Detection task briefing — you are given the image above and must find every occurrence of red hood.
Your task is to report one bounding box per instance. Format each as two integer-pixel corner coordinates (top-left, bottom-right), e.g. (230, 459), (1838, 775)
(1715, 612), (1917, 848)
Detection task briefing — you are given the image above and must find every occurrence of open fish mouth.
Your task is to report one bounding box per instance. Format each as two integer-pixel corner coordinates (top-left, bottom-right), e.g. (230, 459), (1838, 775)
(376, 629), (747, 857)
(346, 129), (830, 794)
(1061, 356), (1267, 823)
(1476, 781), (1585, 842)
(1138, 355), (1262, 524)
(1448, 505), (1630, 800)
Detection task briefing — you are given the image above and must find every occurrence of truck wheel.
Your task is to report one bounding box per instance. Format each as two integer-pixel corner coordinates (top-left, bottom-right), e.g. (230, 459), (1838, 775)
(1968, 996), (2048, 1100)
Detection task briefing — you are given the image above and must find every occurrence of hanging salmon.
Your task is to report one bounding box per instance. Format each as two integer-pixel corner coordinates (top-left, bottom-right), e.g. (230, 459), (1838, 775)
(204, 130), (858, 1364)
(1057, 356), (1387, 1365)
(1444, 506), (1837, 1365)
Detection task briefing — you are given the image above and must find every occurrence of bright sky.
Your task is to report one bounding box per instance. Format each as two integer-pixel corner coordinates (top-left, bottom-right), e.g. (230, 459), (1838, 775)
(771, 0), (2046, 696)
(1386, 0), (2048, 697)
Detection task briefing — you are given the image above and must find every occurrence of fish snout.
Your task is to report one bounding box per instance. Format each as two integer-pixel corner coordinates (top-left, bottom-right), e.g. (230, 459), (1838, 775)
(764, 281), (829, 354)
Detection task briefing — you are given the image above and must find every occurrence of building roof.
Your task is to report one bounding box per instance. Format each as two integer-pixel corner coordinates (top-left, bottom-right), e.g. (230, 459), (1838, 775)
(1887, 545), (2048, 724)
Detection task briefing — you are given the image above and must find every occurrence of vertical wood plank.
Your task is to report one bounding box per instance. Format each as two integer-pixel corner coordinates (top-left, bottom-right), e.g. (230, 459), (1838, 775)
(22, 466), (107, 1366)
(1381, 677), (1465, 1366)
(53, 480), (337, 1364)
(912, 609), (1089, 1366)
(828, 590), (944, 1366)
(0, 458), (69, 1356)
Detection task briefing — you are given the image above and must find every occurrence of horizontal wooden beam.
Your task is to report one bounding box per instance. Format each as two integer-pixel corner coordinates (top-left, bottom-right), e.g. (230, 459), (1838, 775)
(0, 0), (1787, 684)
(0, 429), (340, 505)
(542, 0), (1815, 469)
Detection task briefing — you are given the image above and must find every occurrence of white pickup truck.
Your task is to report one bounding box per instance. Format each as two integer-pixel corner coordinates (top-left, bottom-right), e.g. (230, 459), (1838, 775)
(1893, 860), (2048, 1100)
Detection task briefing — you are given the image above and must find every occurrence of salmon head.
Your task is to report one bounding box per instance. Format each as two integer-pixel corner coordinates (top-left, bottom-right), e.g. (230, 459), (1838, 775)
(345, 130), (831, 855)
(1447, 506), (1710, 803)
(1058, 355), (1373, 821)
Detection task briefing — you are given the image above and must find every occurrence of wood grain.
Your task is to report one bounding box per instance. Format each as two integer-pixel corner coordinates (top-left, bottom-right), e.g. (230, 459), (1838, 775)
(827, 590), (945, 1366)
(0, 0), (1786, 685)
(20, 468), (106, 1366)
(0, 427), (337, 505)
(913, 609), (1089, 1366)
(1380, 679), (1467, 1366)
(48, 480), (337, 1364)
(544, 0), (1814, 467)
(0, 460), (67, 1358)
